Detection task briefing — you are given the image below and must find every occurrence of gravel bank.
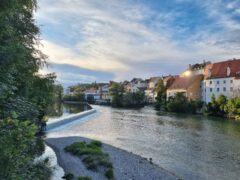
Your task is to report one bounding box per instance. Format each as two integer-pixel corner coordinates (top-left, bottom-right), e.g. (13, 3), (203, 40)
(46, 136), (180, 180)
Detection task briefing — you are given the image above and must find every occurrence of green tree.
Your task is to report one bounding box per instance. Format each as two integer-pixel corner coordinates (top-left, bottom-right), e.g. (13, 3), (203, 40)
(155, 79), (166, 109)
(224, 97), (240, 119)
(167, 92), (200, 113)
(122, 92), (145, 107)
(0, 118), (51, 179)
(109, 82), (125, 107)
(0, 0), (56, 178)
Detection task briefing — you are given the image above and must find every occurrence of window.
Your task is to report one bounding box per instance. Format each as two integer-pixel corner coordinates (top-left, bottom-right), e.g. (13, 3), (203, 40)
(210, 81), (212, 85)
(217, 88), (220, 92)
(230, 80), (233, 83)
(223, 87), (226, 92)
(217, 81), (219, 84)
(223, 80), (226, 84)
(210, 88), (212, 92)
(230, 87), (233, 92)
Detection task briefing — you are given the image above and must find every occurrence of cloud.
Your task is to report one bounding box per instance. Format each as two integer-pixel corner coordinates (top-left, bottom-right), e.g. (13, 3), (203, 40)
(39, 63), (114, 87)
(35, 0), (240, 83)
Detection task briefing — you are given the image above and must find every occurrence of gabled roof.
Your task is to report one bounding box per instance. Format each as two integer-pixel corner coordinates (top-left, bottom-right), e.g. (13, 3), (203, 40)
(204, 59), (240, 79)
(168, 75), (203, 90)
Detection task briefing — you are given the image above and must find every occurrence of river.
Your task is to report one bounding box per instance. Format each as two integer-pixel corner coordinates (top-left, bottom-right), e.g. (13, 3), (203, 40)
(47, 105), (240, 180)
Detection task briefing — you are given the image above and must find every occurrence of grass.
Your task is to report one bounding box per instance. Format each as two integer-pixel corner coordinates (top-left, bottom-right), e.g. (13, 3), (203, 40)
(64, 140), (114, 179)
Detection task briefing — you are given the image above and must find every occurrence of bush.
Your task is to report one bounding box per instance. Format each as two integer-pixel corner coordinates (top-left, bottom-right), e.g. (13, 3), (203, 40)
(62, 173), (74, 180)
(65, 140), (114, 178)
(105, 168), (114, 179)
(91, 140), (102, 147)
(166, 93), (201, 114)
(0, 118), (52, 180)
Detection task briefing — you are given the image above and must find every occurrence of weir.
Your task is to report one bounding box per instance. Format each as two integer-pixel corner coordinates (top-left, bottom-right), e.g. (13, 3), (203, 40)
(46, 108), (97, 131)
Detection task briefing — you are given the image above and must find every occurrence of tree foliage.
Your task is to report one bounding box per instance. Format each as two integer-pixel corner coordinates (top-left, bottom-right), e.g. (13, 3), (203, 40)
(0, 118), (52, 180)
(167, 92), (202, 114)
(109, 82), (125, 107)
(0, 0), (56, 178)
(109, 82), (145, 107)
(155, 79), (167, 109)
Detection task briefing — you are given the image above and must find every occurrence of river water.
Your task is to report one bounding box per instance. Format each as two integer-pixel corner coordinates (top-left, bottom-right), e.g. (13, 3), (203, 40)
(47, 105), (240, 180)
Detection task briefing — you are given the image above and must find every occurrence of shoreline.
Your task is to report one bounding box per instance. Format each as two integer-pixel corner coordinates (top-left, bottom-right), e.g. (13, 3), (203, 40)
(46, 136), (180, 180)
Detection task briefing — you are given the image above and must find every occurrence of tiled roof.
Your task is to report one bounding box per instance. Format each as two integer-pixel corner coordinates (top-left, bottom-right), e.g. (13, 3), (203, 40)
(205, 59), (240, 79)
(168, 75), (203, 90)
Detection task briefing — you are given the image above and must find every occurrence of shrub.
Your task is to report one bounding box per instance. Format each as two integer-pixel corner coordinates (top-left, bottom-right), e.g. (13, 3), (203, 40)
(105, 168), (114, 179)
(62, 173), (74, 180)
(65, 140), (113, 178)
(91, 140), (102, 147)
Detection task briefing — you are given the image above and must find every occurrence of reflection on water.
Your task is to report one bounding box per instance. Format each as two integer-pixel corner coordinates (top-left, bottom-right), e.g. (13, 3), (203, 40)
(47, 105), (240, 180)
(47, 103), (91, 121)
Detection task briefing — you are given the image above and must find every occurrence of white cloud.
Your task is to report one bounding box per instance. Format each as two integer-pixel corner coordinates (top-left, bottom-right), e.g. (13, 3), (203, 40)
(36, 0), (240, 82)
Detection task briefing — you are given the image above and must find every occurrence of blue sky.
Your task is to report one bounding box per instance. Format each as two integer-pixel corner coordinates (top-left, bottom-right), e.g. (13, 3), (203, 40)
(35, 0), (240, 86)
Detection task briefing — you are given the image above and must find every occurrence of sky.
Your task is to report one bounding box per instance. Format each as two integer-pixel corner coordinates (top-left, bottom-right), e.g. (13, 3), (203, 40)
(35, 0), (240, 86)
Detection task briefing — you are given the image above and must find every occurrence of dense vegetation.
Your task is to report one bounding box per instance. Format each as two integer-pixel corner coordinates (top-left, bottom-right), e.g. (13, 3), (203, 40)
(0, 0), (60, 179)
(155, 81), (202, 114)
(206, 94), (240, 120)
(64, 140), (114, 180)
(167, 93), (203, 114)
(109, 82), (145, 108)
(155, 79), (166, 110)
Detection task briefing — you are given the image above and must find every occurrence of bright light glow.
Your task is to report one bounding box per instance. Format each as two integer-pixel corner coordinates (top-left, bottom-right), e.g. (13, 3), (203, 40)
(184, 70), (191, 76)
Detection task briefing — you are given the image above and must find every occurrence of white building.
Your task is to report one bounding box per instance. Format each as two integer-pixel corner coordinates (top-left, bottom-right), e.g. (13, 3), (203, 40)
(202, 59), (240, 103)
(99, 84), (111, 101)
(144, 77), (162, 102)
(126, 78), (147, 93)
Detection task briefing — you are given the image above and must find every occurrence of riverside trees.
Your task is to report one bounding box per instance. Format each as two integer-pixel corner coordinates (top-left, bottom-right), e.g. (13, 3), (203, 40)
(109, 82), (145, 108)
(0, 0), (57, 179)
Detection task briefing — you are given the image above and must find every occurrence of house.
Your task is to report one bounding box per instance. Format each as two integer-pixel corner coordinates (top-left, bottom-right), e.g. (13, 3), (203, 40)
(84, 88), (100, 102)
(126, 78), (147, 93)
(180, 61), (211, 77)
(144, 76), (162, 102)
(167, 75), (203, 101)
(163, 75), (178, 88)
(201, 59), (240, 103)
(98, 84), (111, 101)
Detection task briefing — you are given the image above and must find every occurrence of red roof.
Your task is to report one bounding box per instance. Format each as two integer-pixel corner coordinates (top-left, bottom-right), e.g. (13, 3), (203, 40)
(205, 59), (240, 79)
(168, 75), (203, 90)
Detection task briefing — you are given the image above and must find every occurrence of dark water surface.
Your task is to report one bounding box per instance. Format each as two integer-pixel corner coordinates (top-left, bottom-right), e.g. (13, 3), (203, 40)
(47, 102), (91, 121)
(47, 105), (240, 180)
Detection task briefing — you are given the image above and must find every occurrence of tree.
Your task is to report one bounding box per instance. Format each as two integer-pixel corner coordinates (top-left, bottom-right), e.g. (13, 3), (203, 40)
(224, 97), (240, 119)
(166, 92), (200, 113)
(109, 82), (125, 107)
(0, 118), (52, 179)
(0, 0), (56, 178)
(122, 92), (145, 107)
(155, 79), (166, 109)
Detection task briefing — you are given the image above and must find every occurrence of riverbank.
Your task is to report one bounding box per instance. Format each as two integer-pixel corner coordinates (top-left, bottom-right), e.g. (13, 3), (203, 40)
(46, 136), (179, 180)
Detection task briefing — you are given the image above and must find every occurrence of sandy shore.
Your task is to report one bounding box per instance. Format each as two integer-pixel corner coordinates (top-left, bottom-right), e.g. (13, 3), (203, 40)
(46, 136), (180, 180)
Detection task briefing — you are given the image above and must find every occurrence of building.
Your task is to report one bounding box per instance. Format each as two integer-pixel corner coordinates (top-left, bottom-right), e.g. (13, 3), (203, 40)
(163, 75), (178, 88)
(201, 59), (240, 103)
(144, 76), (162, 102)
(126, 78), (147, 93)
(84, 88), (100, 102)
(167, 75), (203, 101)
(180, 61), (211, 77)
(99, 84), (111, 101)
